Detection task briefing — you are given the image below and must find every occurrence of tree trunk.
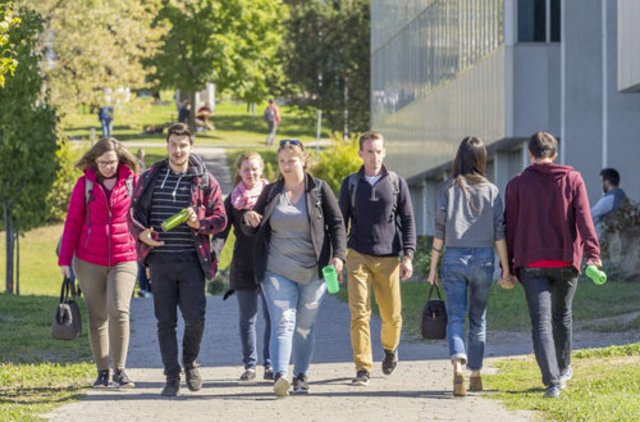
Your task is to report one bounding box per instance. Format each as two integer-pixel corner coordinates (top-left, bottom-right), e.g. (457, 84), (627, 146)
(3, 201), (14, 294)
(189, 91), (197, 132)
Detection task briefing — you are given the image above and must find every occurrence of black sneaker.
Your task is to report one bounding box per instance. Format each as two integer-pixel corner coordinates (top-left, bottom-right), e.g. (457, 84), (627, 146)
(161, 377), (180, 397)
(263, 367), (274, 380)
(240, 368), (256, 381)
(351, 369), (370, 386)
(185, 365), (203, 392)
(112, 369), (135, 388)
(382, 349), (398, 375)
(292, 373), (309, 395)
(93, 369), (110, 389)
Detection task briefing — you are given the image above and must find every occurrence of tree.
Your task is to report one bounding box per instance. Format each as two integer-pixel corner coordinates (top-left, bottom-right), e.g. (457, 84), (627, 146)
(279, 0), (370, 134)
(16, 0), (164, 113)
(0, 2), (20, 87)
(147, 0), (286, 127)
(0, 7), (59, 294)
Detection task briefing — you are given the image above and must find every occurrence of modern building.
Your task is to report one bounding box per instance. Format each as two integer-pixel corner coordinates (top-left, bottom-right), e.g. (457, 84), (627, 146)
(371, 0), (640, 236)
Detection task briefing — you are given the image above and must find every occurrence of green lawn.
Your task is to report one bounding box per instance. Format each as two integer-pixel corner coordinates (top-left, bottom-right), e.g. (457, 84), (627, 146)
(486, 343), (640, 421)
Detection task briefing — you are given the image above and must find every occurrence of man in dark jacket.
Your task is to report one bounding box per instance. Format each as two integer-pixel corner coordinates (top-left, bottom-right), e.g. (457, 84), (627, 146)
(338, 130), (416, 387)
(591, 167), (627, 239)
(504, 131), (601, 399)
(130, 123), (226, 397)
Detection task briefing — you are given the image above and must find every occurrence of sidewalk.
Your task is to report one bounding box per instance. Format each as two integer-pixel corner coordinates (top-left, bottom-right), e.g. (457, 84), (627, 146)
(45, 294), (533, 422)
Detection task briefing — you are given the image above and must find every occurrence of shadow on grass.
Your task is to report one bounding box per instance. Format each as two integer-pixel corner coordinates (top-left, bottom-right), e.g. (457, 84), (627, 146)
(0, 390), (85, 405)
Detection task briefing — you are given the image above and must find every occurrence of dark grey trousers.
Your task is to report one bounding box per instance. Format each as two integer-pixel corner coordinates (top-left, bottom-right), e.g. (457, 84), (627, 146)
(520, 266), (579, 388)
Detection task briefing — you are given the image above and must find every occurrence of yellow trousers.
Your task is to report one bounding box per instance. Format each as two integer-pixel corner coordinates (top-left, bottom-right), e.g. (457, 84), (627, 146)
(347, 249), (402, 372)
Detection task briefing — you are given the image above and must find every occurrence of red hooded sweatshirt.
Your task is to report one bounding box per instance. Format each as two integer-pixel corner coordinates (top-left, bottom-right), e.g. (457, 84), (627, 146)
(504, 162), (600, 273)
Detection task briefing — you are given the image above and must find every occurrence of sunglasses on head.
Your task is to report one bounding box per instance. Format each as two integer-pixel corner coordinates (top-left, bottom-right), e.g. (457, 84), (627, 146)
(279, 139), (303, 149)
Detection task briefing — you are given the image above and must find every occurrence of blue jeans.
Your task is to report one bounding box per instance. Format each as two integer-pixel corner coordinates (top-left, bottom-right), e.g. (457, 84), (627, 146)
(441, 247), (495, 370)
(520, 266), (578, 388)
(236, 289), (271, 369)
(100, 119), (112, 138)
(261, 272), (326, 378)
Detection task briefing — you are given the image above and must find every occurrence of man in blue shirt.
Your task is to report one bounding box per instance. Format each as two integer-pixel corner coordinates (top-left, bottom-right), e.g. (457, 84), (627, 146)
(591, 168), (627, 238)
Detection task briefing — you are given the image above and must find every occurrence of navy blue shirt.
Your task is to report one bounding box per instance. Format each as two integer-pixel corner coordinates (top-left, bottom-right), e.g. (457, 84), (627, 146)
(338, 166), (416, 258)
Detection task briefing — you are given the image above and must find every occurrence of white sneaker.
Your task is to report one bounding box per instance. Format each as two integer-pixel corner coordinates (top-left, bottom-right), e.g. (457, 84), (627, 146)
(559, 367), (573, 389)
(273, 375), (290, 397)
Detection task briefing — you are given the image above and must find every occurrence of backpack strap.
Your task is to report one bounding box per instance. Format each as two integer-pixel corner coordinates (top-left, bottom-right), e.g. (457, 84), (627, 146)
(84, 178), (94, 228)
(348, 173), (359, 212)
(125, 175), (134, 198)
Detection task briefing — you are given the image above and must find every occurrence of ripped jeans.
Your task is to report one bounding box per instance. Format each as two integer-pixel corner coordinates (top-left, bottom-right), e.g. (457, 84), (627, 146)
(261, 271), (326, 379)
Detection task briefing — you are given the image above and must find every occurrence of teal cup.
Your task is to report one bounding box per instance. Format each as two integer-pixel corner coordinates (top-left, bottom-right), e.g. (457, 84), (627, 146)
(322, 265), (340, 294)
(585, 264), (607, 285)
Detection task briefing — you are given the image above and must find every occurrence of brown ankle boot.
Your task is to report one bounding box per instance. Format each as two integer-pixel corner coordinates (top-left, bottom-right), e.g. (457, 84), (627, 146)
(469, 374), (483, 392)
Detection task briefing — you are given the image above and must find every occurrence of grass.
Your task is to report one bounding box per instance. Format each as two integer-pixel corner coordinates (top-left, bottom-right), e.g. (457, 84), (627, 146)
(336, 277), (640, 338)
(485, 343), (640, 421)
(0, 294), (93, 421)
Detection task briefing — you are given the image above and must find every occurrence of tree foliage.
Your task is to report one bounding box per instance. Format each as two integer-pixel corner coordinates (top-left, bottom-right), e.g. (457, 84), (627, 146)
(16, 0), (164, 111)
(279, 0), (370, 133)
(0, 2), (20, 87)
(0, 6), (59, 293)
(147, 0), (287, 110)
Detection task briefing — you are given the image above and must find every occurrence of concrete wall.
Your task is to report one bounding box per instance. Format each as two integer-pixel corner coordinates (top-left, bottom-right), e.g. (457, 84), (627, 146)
(563, 0), (640, 203)
(617, 0), (640, 92)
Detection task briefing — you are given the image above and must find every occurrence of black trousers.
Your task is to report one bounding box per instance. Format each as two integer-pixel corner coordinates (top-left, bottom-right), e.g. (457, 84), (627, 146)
(520, 266), (579, 388)
(149, 251), (206, 378)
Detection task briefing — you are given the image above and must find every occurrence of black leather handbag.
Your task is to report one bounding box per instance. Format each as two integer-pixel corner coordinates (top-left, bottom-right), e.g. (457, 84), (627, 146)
(51, 277), (82, 340)
(421, 284), (447, 340)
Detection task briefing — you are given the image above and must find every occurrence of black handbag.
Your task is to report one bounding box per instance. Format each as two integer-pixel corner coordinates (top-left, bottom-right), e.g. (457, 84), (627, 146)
(421, 284), (447, 340)
(51, 277), (82, 340)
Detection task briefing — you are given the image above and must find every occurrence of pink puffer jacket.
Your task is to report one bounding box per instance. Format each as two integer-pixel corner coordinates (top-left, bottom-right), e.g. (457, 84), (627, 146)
(58, 164), (138, 267)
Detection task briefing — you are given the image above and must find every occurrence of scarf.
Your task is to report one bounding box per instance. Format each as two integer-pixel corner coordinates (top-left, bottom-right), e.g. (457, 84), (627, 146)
(231, 178), (268, 210)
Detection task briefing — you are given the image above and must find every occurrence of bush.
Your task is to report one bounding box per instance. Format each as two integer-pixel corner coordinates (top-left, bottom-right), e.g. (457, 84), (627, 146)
(207, 269), (228, 296)
(310, 131), (361, 195)
(602, 199), (640, 281)
(412, 235), (434, 280)
(45, 139), (82, 223)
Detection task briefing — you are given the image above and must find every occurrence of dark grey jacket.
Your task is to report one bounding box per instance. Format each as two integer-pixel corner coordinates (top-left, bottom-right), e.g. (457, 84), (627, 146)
(241, 174), (347, 284)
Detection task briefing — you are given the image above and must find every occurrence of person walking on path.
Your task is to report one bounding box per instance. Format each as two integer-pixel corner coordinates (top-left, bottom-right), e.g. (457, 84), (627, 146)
(212, 151), (273, 382)
(338, 130), (416, 387)
(98, 105), (114, 138)
(263, 99), (281, 146)
(590, 167), (627, 239)
(242, 139), (347, 397)
(130, 123), (227, 397)
(58, 137), (139, 389)
(426, 137), (512, 397)
(504, 131), (602, 399)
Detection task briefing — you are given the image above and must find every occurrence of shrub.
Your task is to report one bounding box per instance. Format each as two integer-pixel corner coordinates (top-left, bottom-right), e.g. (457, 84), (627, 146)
(207, 269), (228, 296)
(45, 139), (82, 223)
(310, 131), (361, 195)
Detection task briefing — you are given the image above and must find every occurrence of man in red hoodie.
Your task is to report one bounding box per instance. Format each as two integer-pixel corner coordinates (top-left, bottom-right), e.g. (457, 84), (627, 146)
(504, 131), (601, 399)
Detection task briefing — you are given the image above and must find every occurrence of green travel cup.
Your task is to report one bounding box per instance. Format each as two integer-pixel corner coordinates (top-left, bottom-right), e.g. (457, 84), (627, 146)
(322, 265), (340, 294)
(585, 264), (607, 285)
(161, 208), (190, 232)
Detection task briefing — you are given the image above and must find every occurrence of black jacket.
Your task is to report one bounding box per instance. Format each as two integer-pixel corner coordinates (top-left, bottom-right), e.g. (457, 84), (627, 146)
(211, 195), (259, 291)
(241, 174), (347, 284)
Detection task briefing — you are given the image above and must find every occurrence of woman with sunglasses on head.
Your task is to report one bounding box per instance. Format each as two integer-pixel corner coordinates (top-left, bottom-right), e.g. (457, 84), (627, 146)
(212, 151), (273, 382)
(58, 137), (139, 389)
(426, 137), (512, 397)
(243, 139), (347, 397)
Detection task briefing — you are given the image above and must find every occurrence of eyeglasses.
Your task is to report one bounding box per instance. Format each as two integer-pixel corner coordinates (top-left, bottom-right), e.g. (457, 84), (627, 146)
(96, 159), (118, 167)
(279, 139), (304, 150)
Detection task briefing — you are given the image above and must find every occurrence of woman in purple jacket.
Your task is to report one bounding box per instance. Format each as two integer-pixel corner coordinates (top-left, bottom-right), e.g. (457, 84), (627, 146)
(58, 138), (139, 389)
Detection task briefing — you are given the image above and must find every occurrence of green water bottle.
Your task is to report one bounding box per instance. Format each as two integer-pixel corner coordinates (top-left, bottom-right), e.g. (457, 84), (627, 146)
(322, 265), (340, 294)
(585, 264), (607, 285)
(161, 208), (189, 232)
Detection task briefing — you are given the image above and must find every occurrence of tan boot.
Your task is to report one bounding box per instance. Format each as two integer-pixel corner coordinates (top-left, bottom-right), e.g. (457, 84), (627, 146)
(452, 359), (467, 397)
(469, 373), (483, 392)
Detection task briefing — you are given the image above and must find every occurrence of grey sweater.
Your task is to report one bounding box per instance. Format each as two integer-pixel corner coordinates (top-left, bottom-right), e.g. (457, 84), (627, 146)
(434, 177), (505, 248)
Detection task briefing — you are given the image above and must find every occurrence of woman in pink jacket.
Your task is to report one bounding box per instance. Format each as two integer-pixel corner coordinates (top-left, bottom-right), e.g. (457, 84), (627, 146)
(58, 138), (139, 389)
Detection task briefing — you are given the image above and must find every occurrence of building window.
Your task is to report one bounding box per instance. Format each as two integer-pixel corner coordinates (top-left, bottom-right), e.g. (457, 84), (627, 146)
(518, 0), (561, 43)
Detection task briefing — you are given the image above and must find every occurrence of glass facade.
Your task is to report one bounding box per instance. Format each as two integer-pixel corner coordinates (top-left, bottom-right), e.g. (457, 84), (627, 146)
(372, 0), (504, 123)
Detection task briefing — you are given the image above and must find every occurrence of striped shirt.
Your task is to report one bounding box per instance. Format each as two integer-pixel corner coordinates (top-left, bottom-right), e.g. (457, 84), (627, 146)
(149, 168), (195, 253)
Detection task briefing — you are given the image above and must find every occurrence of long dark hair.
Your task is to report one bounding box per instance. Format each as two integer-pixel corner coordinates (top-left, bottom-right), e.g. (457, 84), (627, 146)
(451, 137), (487, 211)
